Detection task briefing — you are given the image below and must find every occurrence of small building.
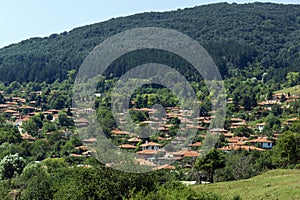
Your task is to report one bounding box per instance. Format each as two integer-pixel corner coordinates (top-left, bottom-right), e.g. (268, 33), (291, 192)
(249, 137), (273, 149)
(74, 118), (90, 127)
(140, 141), (163, 150)
(82, 138), (97, 144)
(128, 137), (142, 145)
(118, 144), (137, 150)
(111, 129), (131, 136)
(256, 122), (266, 132)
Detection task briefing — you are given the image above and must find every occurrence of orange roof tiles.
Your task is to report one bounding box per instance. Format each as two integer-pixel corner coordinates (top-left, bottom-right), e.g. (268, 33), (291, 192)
(111, 129), (131, 135)
(219, 145), (265, 151)
(82, 138), (97, 143)
(230, 118), (245, 122)
(137, 150), (158, 155)
(188, 142), (202, 147)
(74, 118), (90, 124)
(223, 133), (234, 137)
(4, 109), (17, 113)
(158, 137), (172, 141)
(128, 137), (142, 143)
(20, 106), (36, 110)
(140, 142), (163, 147)
(154, 164), (175, 170)
(287, 117), (298, 123)
(21, 133), (36, 141)
(173, 150), (199, 157)
(249, 137), (273, 143)
(118, 144), (137, 149)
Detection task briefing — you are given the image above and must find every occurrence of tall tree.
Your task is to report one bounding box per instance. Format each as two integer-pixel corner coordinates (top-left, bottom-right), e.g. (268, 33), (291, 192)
(195, 148), (226, 183)
(272, 131), (300, 167)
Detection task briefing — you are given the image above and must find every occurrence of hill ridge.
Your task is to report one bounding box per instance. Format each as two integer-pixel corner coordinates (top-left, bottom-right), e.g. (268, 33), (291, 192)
(0, 2), (300, 83)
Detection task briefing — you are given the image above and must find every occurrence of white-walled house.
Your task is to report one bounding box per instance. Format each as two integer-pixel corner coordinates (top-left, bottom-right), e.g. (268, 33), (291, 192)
(140, 141), (163, 150)
(250, 137), (273, 149)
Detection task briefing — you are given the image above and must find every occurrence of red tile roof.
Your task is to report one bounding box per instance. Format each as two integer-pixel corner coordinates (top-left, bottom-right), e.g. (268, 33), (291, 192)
(219, 145), (265, 151)
(249, 137), (273, 143)
(188, 142), (202, 147)
(137, 150), (159, 155)
(4, 109), (17, 113)
(118, 144), (137, 149)
(74, 118), (90, 124)
(111, 129), (131, 135)
(128, 137), (142, 143)
(21, 133), (36, 141)
(140, 142), (163, 147)
(173, 150), (199, 157)
(154, 164), (175, 170)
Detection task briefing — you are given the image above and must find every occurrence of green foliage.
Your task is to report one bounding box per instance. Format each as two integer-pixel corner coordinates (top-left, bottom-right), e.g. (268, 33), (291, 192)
(264, 114), (281, 130)
(0, 153), (26, 180)
(0, 3), (300, 83)
(23, 114), (44, 135)
(31, 140), (51, 161)
(233, 125), (254, 137)
(272, 131), (300, 167)
(42, 158), (68, 173)
(271, 103), (283, 116)
(42, 121), (57, 133)
(57, 111), (74, 127)
(276, 84), (300, 96)
(17, 164), (174, 200)
(0, 124), (21, 144)
(21, 167), (54, 200)
(195, 149), (226, 183)
(0, 180), (12, 200)
(129, 109), (148, 123)
(96, 106), (117, 137)
(289, 121), (300, 132)
(215, 150), (273, 182)
(130, 181), (220, 200)
(286, 72), (300, 87)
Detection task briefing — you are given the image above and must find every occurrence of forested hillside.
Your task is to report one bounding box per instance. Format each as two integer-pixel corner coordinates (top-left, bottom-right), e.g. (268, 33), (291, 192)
(0, 2), (300, 83)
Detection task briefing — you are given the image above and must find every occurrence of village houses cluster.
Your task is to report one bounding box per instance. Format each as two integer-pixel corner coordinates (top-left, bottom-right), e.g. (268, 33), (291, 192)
(0, 89), (299, 169)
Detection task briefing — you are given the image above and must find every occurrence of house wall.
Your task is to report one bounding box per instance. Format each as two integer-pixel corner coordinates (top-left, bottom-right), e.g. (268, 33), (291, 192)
(262, 142), (272, 149)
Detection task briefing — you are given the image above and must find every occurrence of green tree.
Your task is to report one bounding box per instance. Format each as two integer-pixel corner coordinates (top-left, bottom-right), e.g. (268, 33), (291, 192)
(51, 97), (65, 110)
(42, 121), (57, 133)
(0, 124), (21, 144)
(21, 165), (54, 200)
(129, 110), (148, 123)
(271, 103), (283, 116)
(58, 112), (74, 127)
(290, 121), (300, 132)
(272, 131), (300, 167)
(23, 114), (44, 135)
(233, 125), (254, 137)
(0, 93), (5, 104)
(286, 72), (300, 87)
(42, 158), (68, 173)
(195, 149), (226, 183)
(265, 114), (281, 130)
(0, 153), (26, 180)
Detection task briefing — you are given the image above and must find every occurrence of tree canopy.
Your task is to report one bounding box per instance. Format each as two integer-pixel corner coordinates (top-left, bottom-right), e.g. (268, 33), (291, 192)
(0, 3), (299, 83)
